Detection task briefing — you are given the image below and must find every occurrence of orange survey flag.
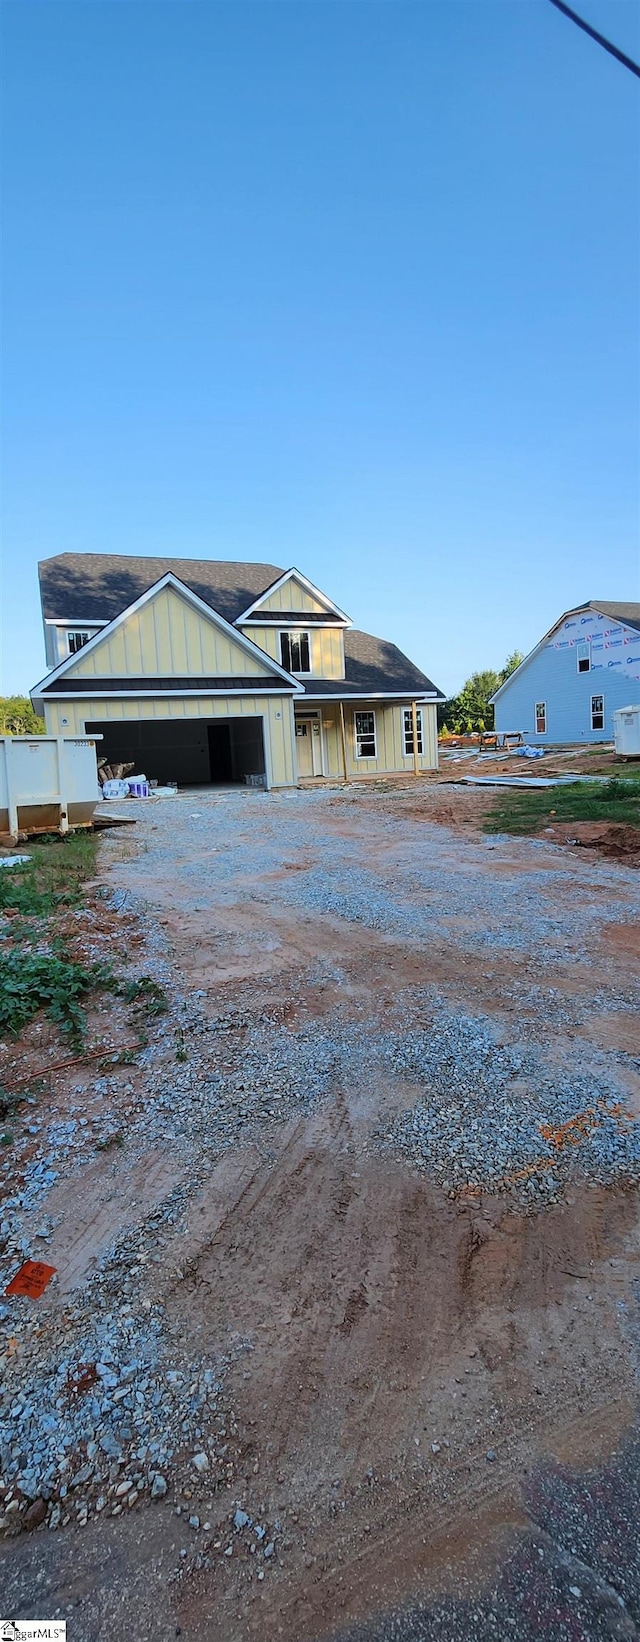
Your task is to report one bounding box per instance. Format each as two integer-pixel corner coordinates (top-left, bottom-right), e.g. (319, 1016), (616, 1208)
(5, 1260), (56, 1298)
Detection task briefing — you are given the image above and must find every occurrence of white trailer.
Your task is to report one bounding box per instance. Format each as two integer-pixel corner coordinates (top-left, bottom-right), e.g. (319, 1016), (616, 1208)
(613, 705), (640, 760)
(0, 736), (101, 841)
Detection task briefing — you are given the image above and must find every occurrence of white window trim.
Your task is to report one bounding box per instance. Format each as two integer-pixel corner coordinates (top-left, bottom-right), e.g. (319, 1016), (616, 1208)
(591, 693), (605, 731)
(354, 709), (377, 760)
(576, 641), (591, 674)
(403, 706), (423, 757)
(67, 630), (91, 655)
(279, 629), (312, 676)
(535, 700), (547, 734)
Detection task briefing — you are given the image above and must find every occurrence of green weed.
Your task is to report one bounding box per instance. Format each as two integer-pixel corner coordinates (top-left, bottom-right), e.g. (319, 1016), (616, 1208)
(0, 949), (112, 1046)
(118, 976), (168, 1015)
(0, 1083), (20, 1121)
(95, 1130), (124, 1152)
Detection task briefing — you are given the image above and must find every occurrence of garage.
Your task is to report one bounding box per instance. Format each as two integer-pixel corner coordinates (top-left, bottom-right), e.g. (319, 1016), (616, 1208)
(85, 717), (267, 787)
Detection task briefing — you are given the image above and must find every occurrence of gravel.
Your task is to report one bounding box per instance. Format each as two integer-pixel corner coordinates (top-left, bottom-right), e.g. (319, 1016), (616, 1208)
(1, 786), (638, 1538)
(381, 1005), (640, 1205)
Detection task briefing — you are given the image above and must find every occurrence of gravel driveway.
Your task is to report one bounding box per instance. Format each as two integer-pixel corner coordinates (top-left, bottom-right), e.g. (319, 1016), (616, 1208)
(2, 783), (639, 1642)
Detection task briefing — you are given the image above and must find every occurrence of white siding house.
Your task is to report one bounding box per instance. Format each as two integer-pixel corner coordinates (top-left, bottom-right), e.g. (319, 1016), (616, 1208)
(490, 601), (640, 745)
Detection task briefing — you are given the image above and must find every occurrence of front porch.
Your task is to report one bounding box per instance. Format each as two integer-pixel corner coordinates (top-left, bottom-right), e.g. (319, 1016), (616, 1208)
(293, 699), (438, 782)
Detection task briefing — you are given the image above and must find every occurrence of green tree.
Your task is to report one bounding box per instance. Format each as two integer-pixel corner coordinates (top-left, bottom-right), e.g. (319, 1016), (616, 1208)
(499, 650), (524, 684)
(438, 651), (524, 735)
(0, 696), (46, 735)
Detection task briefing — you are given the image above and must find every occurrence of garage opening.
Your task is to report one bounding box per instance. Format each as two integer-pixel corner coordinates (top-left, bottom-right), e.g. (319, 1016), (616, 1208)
(85, 718), (266, 787)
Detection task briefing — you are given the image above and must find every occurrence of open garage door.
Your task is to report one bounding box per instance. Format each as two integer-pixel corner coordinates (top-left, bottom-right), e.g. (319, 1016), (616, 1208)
(85, 718), (266, 787)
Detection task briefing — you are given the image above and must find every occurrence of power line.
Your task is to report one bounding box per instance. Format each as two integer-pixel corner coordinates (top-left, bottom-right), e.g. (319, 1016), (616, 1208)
(547, 0), (640, 78)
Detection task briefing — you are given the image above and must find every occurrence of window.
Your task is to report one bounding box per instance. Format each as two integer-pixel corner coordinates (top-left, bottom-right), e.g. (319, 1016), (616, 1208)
(576, 642), (591, 673)
(591, 694), (604, 731)
(403, 707), (423, 756)
(67, 630), (90, 654)
(535, 701), (547, 734)
(280, 631), (310, 673)
(355, 710), (376, 759)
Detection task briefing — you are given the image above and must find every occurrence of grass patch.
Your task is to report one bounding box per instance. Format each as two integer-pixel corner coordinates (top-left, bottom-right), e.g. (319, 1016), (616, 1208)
(0, 831), (168, 1058)
(0, 831), (99, 918)
(0, 832), (110, 1048)
(485, 778), (640, 837)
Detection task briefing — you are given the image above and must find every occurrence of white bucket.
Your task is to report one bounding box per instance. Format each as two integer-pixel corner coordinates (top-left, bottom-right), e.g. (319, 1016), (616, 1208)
(102, 778), (131, 800)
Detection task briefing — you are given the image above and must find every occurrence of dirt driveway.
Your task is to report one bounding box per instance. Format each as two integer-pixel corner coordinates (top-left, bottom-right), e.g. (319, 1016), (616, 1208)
(2, 784), (639, 1641)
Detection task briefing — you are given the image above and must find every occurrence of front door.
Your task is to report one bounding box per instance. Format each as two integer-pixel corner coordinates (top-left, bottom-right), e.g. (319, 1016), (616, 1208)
(295, 717), (321, 777)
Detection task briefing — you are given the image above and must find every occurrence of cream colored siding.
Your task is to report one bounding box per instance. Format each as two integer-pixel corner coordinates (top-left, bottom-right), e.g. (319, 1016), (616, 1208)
(255, 580), (328, 615)
(240, 626), (280, 662)
(241, 623), (345, 679)
(43, 695), (296, 788)
(71, 587), (272, 680)
(313, 627), (344, 679)
(316, 702), (438, 776)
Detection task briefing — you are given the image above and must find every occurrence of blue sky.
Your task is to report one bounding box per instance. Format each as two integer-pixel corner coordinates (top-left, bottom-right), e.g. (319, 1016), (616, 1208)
(2, 0), (638, 697)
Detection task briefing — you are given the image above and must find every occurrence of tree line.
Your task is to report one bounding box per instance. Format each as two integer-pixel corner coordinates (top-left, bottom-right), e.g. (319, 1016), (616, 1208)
(437, 652), (523, 735)
(0, 696), (46, 735)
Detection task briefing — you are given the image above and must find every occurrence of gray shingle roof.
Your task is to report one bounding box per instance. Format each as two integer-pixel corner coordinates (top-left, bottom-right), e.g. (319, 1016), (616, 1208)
(41, 676), (296, 695)
(300, 629), (443, 698)
(37, 554), (443, 699)
(38, 553), (285, 626)
(590, 600), (640, 634)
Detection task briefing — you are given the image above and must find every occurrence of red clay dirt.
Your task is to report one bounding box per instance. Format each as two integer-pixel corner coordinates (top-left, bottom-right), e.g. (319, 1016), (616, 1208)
(1, 783), (639, 1642)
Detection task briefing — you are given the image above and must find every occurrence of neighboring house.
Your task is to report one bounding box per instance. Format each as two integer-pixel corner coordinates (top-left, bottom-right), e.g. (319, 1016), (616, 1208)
(490, 601), (640, 744)
(31, 554), (444, 787)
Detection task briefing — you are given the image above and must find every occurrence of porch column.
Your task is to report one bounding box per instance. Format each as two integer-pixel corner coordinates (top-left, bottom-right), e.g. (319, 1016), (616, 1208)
(339, 702), (349, 784)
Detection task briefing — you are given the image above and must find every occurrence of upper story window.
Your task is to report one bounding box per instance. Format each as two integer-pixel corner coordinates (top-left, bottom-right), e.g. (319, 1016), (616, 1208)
(67, 630), (90, 654)
(576, 641), (591, 673)
(280, 631), (310, 674)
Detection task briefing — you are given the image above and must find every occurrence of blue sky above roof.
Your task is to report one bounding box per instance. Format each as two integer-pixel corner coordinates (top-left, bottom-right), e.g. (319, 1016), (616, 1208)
(2, 1), (638, 697)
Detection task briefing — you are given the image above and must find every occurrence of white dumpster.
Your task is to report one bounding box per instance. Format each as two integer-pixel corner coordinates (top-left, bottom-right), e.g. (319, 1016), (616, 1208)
(613, 705), (640, 759)
(0, 736), (101, 841)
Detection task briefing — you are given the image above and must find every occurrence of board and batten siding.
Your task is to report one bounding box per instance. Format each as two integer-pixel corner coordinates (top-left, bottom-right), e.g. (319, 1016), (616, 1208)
(494, 614), (640, 742)
(42, 694), (297, 788)
(252, 581), (330, 615)
(242, 623), (345, 679)
(70, 586), (273, 681)
(317, 702), (438, 776)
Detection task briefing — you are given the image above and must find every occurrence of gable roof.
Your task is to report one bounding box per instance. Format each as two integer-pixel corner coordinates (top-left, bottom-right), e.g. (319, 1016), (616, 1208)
(301, 629), (444, 698)
(39, 553), (285, 626)
(35, 553), (444, 701)
(590, 600), (640, 634)
(490, 599), (640, 703)
(31, 573), (303, 702)
(237, 567), (351, 624)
